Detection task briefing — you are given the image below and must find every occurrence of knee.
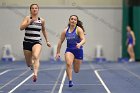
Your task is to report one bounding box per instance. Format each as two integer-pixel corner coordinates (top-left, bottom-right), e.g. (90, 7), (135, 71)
(66, 63), (72, 68)
(32, 55), (39, 61)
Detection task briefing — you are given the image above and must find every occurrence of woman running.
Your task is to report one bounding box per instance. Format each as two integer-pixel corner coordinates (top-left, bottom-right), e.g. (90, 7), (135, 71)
(56, 15), (86, 87)
(20, 4), (51, 82)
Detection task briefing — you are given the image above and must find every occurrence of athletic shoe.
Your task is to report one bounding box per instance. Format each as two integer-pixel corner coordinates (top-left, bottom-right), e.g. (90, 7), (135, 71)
(129, 59), (135, 62)
(33, 75), (37, 82)
(69, 80), (73, 87)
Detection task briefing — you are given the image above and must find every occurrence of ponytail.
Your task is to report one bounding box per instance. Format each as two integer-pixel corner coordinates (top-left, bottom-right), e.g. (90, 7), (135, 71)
(77, 20), (85, 33)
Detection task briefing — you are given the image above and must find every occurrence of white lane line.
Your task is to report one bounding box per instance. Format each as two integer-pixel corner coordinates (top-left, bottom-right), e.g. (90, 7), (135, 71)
(94, 70), (111, 93)
(0, 70), (11, 76)
(0, 83), (102, 86)
(58, 70), (66, 93)
(8, 73), (33, 93)
(8, 67), (64, 93)
(89, 63), (111, 93)
(125, 69), (140, 79)
(51, 65), (65, 93)
(0, 70), (29, 90)
(119, 65), (140, 80)
(2, 67), (63, 72)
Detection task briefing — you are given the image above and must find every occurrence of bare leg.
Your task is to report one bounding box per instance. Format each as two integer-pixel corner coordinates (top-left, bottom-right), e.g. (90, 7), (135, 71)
(65, 52), (74, 81)
(32, 44), (41, 82)
(73, 59), (82, 73)
(128, 44), (135, 61)
(23, 50), (32, 67)
(130, 46), (135, 61)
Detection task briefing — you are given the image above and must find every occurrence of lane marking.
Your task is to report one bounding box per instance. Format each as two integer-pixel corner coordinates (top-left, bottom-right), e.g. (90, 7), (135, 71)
(58, 70), (66, 93)
(0, 83), (102, 86)
(11, 67), (62, 71)
(7, 66), (65, 93)
(8, 73), (33, 93)
(0, 70), (29, 90)
(51, 65), (65, 93)
(119, 64), (140, 80)
(0, 70), (11, 76)
(94, 70), (111, 93)
(89, 63), (111, 93)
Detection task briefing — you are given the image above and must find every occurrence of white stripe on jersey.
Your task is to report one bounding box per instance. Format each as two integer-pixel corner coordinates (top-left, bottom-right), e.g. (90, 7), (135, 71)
(24, 36), (41, 40)
(27, 25), (42, 30)
(24, 17), (42, 42)
(25, 30), (40, 35)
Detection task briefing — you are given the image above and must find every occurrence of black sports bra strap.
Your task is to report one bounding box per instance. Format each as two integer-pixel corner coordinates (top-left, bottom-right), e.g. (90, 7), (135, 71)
(38, 17), (40, 20)
(30, 17), (40, 20)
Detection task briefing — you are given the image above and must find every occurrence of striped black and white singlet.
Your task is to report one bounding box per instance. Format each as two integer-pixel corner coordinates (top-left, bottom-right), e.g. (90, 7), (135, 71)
(24, 17), (42, 43)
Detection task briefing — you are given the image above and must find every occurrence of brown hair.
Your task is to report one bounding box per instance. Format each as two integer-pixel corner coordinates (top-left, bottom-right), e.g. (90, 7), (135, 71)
(68, 15), (85, 32)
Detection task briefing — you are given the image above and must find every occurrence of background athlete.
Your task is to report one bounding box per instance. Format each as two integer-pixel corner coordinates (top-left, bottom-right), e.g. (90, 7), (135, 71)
(126, 26), (136, 62)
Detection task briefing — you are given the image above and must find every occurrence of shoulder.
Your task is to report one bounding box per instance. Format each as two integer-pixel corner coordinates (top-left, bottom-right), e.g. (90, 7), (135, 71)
(76, 26), (86, 35)
(62, 27), (68, 34)
(40, 17), (45, 22)
(77, 26), (83, 33)
(39, 17), (45, 26)
(64, 27), (69, 31)
(130, 31), (134, 35)
(61, 27), (68, 36)
(24, 16), (30, 20)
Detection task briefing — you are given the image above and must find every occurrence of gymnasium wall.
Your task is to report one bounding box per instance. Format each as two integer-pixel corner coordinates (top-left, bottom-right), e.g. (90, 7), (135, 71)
(0, 0), (122, 6)
(0, 1), (122, 61)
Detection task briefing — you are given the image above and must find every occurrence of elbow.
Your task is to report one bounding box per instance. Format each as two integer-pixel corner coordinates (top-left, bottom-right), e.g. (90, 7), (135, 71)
(20, 27), (24, 31)
(20, 28), (22, 31)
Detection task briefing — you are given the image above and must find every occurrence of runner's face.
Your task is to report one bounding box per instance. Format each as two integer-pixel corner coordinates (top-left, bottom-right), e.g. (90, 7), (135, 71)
(69, 16), (77, 26)
(126, 26), (131, 32)
(30, 5), (39, 15)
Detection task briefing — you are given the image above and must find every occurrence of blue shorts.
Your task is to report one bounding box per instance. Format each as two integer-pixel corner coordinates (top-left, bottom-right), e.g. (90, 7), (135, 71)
(23, 41), (42, 51)
(65, 48), (83, 60)
(128, 41), (133, 46)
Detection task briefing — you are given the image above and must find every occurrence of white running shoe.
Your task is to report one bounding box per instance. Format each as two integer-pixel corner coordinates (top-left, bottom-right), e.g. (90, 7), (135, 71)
(129, 59), (135, 62)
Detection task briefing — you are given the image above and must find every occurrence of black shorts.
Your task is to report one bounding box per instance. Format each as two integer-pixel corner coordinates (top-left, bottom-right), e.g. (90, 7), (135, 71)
(23, 41), (42, 51)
